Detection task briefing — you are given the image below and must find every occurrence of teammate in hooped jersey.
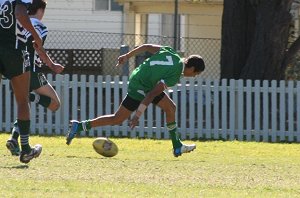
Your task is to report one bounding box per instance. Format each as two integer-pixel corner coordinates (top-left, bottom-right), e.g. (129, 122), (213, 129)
(1, 0), (44, 163)
(23, 0), (63, 112)
(66, 44), (205, 157)
(1, 0), (63, 163)
(7, 0), (64, 159)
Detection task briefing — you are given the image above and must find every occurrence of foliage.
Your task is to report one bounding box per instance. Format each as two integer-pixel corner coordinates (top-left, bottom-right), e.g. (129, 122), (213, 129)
(285, 23), (300, 80)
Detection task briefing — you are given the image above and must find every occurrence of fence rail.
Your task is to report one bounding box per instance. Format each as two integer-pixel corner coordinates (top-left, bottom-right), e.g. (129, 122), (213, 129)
(1, 75), (300, 142)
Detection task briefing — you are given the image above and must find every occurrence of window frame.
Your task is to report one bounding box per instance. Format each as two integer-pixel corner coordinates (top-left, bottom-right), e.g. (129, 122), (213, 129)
(94, 0), (123, 12)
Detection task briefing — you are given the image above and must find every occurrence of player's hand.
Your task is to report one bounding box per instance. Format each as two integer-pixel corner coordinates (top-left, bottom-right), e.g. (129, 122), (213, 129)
(129, 115), (139, 129)
(115, 54), (128, 67)
(50, 63), (65, 74)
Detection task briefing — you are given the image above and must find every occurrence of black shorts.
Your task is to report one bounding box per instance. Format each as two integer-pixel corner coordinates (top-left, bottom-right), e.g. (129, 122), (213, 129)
(0, 48), (31, 79)
(121, 92), (166, 111)
(30, 72), (49, 91)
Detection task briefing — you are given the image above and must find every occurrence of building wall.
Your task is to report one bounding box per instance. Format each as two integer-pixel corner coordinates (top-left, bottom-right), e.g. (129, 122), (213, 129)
(43, 0), (123, 33)
(42, 0), (223, 78)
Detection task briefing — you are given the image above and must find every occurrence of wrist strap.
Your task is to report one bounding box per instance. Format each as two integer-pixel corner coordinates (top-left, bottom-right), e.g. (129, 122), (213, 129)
(136, 104), (147, 117)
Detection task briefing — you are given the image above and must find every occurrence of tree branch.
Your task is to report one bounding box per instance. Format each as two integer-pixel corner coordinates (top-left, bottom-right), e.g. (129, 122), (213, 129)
(283, 35), (300, 67)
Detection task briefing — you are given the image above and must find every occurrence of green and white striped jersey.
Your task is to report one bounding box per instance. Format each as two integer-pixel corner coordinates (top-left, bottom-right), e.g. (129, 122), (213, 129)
(0, 0), (32, 49)
(23, 18), (48, 71)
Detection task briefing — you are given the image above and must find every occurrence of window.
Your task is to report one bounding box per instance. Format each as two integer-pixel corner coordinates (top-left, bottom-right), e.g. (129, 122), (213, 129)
(94, 0), (123, 11)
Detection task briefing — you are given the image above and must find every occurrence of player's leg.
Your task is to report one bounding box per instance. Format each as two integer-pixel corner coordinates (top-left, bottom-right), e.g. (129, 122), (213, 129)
(155, 93), (196, 157)
(154, 93), (181, 148)
(4, 49), (42, 162)
(11, 73), (60, 149)
(32, 84), (61, 112)
(30, 72), (60, 112)
(0, 49), (20, 156)
(7, 120), (20, 156)
(3, 49), (31, 156)
(11, 72), (42, 162)
(66, 94), (137, 145)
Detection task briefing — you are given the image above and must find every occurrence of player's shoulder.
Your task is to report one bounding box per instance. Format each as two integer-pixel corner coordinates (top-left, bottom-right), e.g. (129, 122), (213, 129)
(159, 46), (179, 55)
(30, 18), (48, 38)
(18, 0), (33, 3)
(16, 0), (33, 5)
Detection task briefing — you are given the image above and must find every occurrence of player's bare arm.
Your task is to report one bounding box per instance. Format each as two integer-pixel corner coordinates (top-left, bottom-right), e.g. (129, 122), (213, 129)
(34, 47), (64, 74)
(129, 81), (167, 129)
(116, 44), (162, 67)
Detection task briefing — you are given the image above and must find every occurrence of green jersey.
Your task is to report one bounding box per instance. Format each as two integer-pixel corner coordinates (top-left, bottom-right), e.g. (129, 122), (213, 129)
(128, 46), (183, 101)
(0, 0), (32, 49)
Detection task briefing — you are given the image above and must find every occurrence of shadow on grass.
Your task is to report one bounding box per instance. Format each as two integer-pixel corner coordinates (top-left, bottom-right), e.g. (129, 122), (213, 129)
(66, 155), (114, 160)
(1, 165), (29, 169)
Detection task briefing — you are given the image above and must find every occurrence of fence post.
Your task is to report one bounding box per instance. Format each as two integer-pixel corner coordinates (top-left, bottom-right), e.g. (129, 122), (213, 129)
(120, 45), (129, 76)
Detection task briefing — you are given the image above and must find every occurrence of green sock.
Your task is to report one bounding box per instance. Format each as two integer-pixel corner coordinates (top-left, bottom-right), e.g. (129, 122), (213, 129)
(76, 120), (92, 133)
(167, 122), (182, 149)
(11, 120), (20, 140)
(18, 119), (31, 153)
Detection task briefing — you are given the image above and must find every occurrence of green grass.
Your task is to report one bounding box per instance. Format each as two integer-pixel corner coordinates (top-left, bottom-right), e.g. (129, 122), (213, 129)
(1, 133), (300, 198)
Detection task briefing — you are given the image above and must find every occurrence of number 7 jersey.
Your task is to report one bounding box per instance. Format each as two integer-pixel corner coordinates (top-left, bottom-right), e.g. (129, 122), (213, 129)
(128, 46), (184, 101)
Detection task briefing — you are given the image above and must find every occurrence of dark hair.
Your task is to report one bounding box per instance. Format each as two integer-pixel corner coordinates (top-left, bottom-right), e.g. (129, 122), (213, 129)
(28, 0), (47, 15)
(185, 55), (205, 72)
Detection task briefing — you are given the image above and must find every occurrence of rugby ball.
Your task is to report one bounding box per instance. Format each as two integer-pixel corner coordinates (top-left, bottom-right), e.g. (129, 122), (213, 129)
(92, 137), (118, 157)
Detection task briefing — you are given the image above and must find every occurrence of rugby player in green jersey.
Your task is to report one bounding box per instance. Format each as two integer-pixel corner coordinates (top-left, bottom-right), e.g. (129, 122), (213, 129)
(7, 0), (64, 158)
(66, 44), (205, 157)
(1, 0), (63, 163)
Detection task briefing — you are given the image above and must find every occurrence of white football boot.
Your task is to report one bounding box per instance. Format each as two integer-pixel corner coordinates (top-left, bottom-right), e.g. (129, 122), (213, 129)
(173, 143), (196, 157)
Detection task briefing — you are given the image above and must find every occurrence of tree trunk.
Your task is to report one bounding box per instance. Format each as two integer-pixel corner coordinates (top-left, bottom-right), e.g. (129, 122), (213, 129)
(221, 0), (253, 79)
(221, 0), (293, 80)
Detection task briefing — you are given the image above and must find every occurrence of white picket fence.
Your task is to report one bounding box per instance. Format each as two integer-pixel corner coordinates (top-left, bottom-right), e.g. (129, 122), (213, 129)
(1, 74), (300, 142)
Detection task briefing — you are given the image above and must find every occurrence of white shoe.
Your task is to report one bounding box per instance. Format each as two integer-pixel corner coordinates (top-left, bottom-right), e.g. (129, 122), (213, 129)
(19, 144), (42, 163)
(173, 143), (196, 157)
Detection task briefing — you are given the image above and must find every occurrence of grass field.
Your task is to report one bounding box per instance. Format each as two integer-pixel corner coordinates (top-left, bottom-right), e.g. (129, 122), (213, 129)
(1, 133), (300, 198)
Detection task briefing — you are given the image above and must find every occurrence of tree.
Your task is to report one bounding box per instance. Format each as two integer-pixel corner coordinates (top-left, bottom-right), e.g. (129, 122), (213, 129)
(220, 0), (298, 80)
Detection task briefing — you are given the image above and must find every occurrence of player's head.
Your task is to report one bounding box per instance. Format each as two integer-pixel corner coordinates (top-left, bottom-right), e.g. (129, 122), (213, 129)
(28, 0), (47, 20)
(183, 55), (205, 77)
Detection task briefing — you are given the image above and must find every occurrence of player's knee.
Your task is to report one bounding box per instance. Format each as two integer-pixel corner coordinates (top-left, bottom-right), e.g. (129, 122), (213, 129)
(49, 101), (61, 112)
(112, 114), (127, 125)
(52, 103), (60, 112)
(113, 116), (125, 125)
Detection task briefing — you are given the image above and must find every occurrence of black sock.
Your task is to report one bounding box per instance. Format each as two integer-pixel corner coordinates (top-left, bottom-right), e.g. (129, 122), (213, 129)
(29, 93), (51, 108)
(38, 95), (51, 108)
(18, 119), (31, 153)
(29, 93), (36, 102)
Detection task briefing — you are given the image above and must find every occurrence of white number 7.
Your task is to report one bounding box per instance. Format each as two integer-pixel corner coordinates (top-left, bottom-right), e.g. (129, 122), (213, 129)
(150, 56), (173, 66)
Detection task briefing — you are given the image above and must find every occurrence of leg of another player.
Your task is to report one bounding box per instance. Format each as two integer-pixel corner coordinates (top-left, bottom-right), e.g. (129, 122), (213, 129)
(11, 72), (42, 163)
(10, 84), (61, 142)
(10, 72), (32, 153)
(32, 83), (61, 112)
